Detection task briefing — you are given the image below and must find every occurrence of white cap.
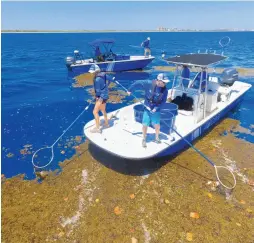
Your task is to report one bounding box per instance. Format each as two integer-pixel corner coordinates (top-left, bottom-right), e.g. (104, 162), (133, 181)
(147, 37), (150, 40)
(88, 64), (101, 73)
(157, 73), (170, 83)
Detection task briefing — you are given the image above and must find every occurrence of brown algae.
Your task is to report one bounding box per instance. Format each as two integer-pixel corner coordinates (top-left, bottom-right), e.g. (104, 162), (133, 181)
(2, 118), (254, 243)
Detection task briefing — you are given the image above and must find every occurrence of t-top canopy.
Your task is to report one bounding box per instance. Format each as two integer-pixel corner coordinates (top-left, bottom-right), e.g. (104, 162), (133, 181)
(166, 53), (227, 67)
(88, 38), (115, 47)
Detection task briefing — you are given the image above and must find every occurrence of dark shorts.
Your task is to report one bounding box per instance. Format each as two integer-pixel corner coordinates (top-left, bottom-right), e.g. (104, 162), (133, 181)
(96, 96), (108, 104)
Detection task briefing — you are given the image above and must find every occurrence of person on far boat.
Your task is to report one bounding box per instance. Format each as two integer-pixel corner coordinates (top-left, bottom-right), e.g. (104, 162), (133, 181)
(89, 64), (115, 133)
(141, 37), (151, 57)
(95, 46), (104, 62)
(127, 73), (169, 148)
(181, 65), (190, 88)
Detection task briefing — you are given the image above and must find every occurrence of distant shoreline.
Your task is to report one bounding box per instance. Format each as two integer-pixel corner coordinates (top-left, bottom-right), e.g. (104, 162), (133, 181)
(2, 30), (254, 33)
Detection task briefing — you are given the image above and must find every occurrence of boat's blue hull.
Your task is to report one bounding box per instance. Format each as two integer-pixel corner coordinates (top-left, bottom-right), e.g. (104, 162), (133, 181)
(157, 95), (244, 158)
(69, 58), (154, 74)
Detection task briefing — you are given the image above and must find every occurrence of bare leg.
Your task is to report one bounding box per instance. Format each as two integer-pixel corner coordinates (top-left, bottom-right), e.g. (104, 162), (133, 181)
(100, 102), (109, 127)
(154, 124), (160, 140)
(143, 125), (148, 140)
(92, 99), (101, 130)
(142, 125), (148, 148)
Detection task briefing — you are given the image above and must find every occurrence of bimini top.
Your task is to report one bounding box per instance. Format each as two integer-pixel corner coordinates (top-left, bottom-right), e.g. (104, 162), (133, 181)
(88, 38), (115, 47)
(166, 53), (227, 67)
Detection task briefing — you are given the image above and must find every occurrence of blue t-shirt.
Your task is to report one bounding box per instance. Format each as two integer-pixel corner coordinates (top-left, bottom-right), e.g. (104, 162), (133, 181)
(95, 47), (101, 57)
(141, 39), (150, 49)
(128, 80), (168, 111)
(93, 72), (114, 100)
(181, 67), (190, 87)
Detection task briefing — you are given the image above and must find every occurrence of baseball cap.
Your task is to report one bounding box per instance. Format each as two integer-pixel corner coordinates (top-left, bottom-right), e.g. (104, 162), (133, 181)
(157, 73), (170, 83)
(88, 64), (101, 73)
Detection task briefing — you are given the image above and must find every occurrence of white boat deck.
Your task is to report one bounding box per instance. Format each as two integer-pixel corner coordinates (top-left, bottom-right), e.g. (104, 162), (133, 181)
(84, 101), (195, 159)
(84, 81), (251, 159)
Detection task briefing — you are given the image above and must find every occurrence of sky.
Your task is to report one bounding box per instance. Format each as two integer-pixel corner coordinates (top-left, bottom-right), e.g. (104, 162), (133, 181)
(1, 1), (254, 30)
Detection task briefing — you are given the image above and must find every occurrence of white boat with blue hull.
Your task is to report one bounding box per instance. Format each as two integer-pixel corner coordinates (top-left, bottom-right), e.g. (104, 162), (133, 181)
(66, 38), (154, 74)
(83, 53), (251, 160)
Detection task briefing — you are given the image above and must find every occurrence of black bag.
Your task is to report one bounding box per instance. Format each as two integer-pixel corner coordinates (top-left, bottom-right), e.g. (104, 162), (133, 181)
(172, 93), (193, 111)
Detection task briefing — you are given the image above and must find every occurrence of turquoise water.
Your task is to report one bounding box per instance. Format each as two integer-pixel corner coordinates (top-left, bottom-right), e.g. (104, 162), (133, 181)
(2, 32), (254, 179)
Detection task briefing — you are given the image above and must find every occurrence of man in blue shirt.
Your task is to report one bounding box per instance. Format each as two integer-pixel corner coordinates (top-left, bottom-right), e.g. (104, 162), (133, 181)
(95, 46), (104, 62)
(89, 64), (115, 133)
(181, 65), (190, 88)
(141, 37), (151, 57)
(127, 73), (169, 147)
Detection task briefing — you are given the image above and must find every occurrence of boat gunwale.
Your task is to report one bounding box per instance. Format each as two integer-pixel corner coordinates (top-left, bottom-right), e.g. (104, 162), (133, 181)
(70, 56), (155, 67)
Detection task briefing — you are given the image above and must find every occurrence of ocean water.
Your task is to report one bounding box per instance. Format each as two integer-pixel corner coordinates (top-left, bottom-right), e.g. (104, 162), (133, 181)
(2, 32), (254, 179)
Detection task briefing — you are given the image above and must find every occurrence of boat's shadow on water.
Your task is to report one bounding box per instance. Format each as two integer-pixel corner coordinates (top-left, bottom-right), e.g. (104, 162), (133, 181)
(88, 142), (213, 181)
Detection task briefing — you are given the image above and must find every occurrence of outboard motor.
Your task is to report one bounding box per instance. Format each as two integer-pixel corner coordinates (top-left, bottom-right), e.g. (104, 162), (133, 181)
(66, 50), (83, 69)
(66, 56), (74, 68)
(219, 68), (238, 86)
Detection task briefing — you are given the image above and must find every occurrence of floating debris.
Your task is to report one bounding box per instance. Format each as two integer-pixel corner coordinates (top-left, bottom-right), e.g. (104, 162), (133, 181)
(186, 232), (193, 241)
(164, 199), (170, 204)
(35, 171), (49, 180)
(131, 237), (138, 243)
(61, 150), (65, 154)
(190, 212), (200, 219)
(148, 180), (154, 185)
(20, 148), (28, 155)
(58, 231), (65, 238)
(75, 136), (82, 143)
(142, 223), (151, 243)
(23, 144), (32, 148)
(114, 206), (122, 216)
(246, 208), (253, 213)
(154, 66), (254, 77)
(248, 180), (254, 186)
(6, 153), (14, 158)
